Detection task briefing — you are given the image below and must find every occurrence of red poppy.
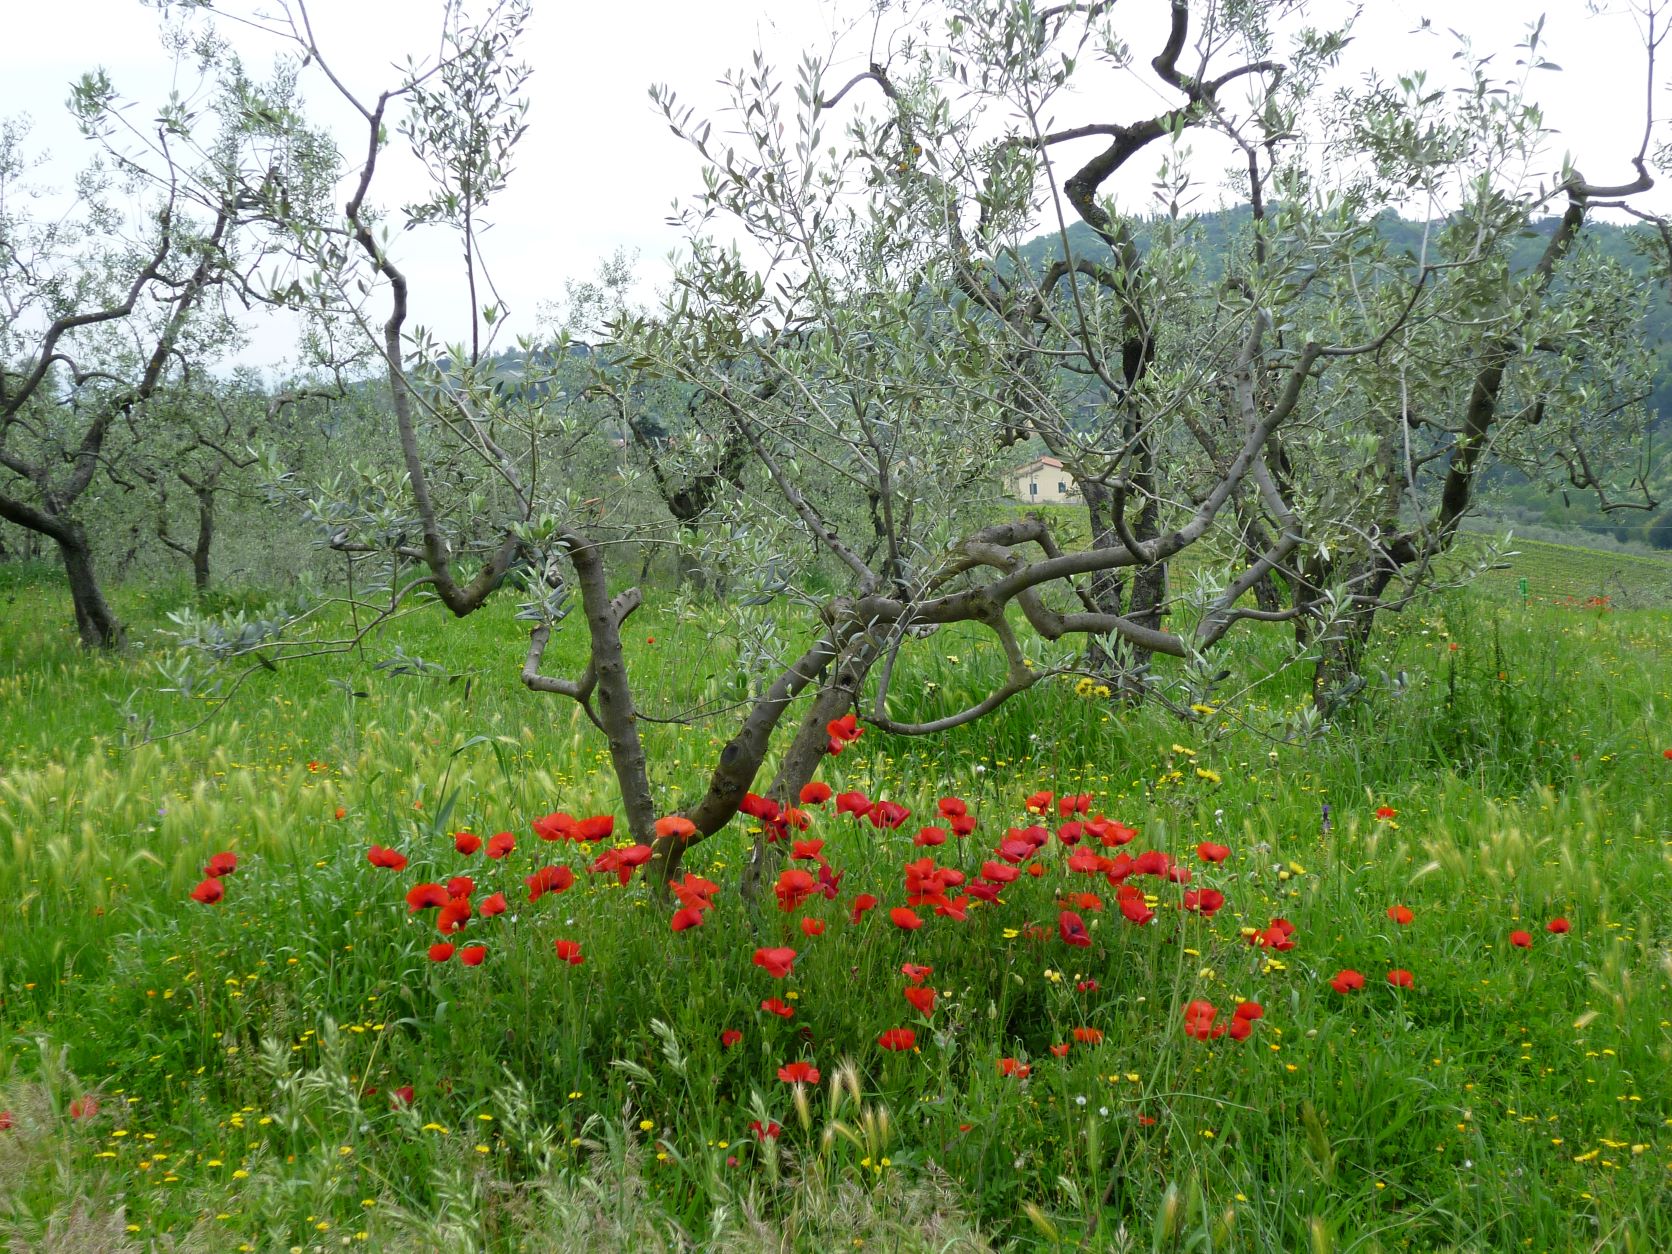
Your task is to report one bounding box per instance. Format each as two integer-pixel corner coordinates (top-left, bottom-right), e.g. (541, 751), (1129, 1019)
(552, 939), (584, 965)
(576, 815), (615, 842)
(901, 963), (934, 985)
(437, 897), (472, 934)
(750, 1119), (781, 1141)
(913, 825), (948, 847)
(809, 863), (841, 901)
(799, 782), (833, 805)
(532, 812), (579, 842)
(997, 1057), (1031, 1078)
(868, 800), (911, 829)
(1024, 791), (1054, 813)
(777, 1061), (820, 1084)
(1059, 910), (1092, 947)
(937, 797), (967, 818)
(1249, 917), (1296, 950)
(0, 1111), (11, 1131)
(589, 843), (653, 886)
(1056, 821), (1085, 847)
(1329, 969), (1366, 993)
(671, 873), (721, 910)
(1228, 1016), (1254, 1041)
(391, 1086), (415, 1107)
(334, 807), (347, 820)
(651, 816), (695, 842)
(995, 838), (1033, 865)
(890, 906), (924, 931)
(739, 793), (781, 822)
(760, 997), (794, 1018)
(1067, 849), (1108, 875)
(429, 942), (456, 962)
(980, 860), (1021, 884)
(367, 845), (408, 871)
(877, 1028), (916, 1051)
(1195, 842), (1230, 863)
(454, 831), (482, 855)
(1182, 1000), (1224, 1040)
(1017, 824), (1051, 848)
(720, 1029), (743, 1048)
(904, 986), (936, 1017)
(446, 875), (475, 899)
(752, 947), (798, 978)
(459, 944), (487, 967)
(1071, 1027), (1103, 1044)
(800, 917), (826, 937)
(406, 882), (449, 911)
(671, 906), (706, 932)
(950, 814), (978, 837)
(204, 851), (238, 878)
(1510, 930), (1533, 949)
(1374, 806), (1398, 820)
(1077, 979), (1100, 993)
(1049, 1043), (1071, 1058)
(825, 712), (862, 755)
(190, 877), (225, 905)
(525, 864), (576, 902)
(933, 895), (971, 922)
(1664, 748), (1672, 759)
(486, 831), (516, 859)
(774, 868), (817, 913)
(1182, 888), (1225, 916)
(478, 892), (508, 918)
(1090, 819), (1138, 846)
(1387, 904), (1414, 925)
(850, 893), (880, 923)
(835, 790), (871, 818)
(1547, 917), (1570, 934)
(1118, 895), (1154, 926)
(1058, 793), (1091, 816)
(68, 1097), (98, 1121)
(1386, 968), (1414, 988)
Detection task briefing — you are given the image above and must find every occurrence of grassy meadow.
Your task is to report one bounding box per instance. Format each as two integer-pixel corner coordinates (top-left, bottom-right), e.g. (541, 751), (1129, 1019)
(0, 538), (1669, 1251)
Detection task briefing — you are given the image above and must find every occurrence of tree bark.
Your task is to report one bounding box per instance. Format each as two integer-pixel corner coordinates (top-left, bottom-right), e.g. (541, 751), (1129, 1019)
(191, 486), (214, 594)
(57, 522), (125, 649)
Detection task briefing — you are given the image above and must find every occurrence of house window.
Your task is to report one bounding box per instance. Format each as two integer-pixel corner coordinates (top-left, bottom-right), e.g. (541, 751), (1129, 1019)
(1029, 482), (1038, 495)
(1057, 481), (1067, 493)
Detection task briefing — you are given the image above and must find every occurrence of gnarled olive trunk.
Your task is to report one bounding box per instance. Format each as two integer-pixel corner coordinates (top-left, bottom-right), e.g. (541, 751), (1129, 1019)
(58, 522), (126, 650)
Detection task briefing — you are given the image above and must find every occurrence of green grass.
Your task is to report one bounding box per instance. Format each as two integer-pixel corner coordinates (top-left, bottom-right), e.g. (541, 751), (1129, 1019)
(0, 559), (1669, 1250)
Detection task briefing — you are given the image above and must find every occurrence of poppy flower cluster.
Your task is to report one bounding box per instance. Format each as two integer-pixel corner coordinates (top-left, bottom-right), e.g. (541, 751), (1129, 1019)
(1183, 1000), (1263, 1041)
(670, 873), (721, 931)
(189, 851), (238, 904)
(825, 713), (862, 755)
(531, 812), (616, 843)
(589, 843), (654, 886)
(1248, 917), (1298, 951)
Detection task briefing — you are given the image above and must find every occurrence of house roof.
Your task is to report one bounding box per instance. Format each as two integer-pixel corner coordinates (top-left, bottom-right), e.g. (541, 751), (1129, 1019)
(1012, 456), (1065, 473)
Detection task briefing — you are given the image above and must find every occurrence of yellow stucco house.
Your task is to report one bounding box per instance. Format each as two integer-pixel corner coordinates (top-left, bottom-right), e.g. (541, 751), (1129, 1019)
(1010, 455), (1079, 503)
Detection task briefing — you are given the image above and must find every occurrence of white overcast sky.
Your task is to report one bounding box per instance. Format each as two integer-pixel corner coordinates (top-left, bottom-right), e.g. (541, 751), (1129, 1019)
(2, 0), (1666, 368)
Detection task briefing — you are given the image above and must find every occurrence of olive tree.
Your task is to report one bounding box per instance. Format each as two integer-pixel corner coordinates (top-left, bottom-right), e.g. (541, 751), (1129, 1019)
(0, 38), (339, 645)
(177, 0), (1665, 896)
